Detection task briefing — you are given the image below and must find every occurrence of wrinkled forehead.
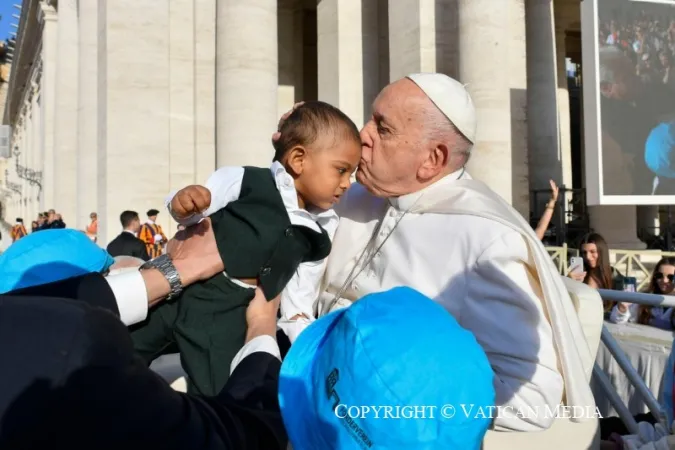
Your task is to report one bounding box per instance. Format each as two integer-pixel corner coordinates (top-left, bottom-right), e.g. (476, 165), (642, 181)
(372, 79), (429, 124)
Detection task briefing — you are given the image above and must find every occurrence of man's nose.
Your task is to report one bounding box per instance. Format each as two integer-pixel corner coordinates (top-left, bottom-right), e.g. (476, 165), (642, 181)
(360, 122), (374, 148)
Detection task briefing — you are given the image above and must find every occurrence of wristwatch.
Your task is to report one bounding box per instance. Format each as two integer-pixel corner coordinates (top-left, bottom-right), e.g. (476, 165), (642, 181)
(140, 254), (183, 300)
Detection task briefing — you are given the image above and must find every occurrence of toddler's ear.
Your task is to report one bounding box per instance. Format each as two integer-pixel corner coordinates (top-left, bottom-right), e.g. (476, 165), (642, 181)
(285, 145), (307, 176)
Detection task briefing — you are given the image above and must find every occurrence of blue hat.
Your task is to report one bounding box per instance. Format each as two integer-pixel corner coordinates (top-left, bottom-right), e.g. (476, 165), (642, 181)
(645, 122), (675, 178)
(279, 287), (495, 450)
(0, 229), (115, 294)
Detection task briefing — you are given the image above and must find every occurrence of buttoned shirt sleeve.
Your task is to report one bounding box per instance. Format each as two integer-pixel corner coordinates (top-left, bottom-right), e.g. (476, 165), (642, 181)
(277, 215), (340, 343)
(165, 166), (245, 227)
(459, 230), (564, 432)
(278, 261), (325, 342)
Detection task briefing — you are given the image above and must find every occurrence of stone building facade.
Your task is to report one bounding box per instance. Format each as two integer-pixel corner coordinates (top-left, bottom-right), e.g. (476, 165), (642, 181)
(0, 0), (643, 248)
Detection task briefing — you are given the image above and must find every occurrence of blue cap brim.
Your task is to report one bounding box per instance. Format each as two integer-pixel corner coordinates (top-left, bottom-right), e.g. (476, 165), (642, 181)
(279, 308), (351, 450)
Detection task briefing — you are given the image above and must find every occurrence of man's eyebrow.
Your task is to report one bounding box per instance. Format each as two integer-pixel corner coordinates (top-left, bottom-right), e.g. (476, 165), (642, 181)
(373, 112), (390, 125)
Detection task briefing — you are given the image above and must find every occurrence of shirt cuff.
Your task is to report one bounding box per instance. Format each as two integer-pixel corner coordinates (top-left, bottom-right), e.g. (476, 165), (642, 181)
(105, 270), (149, 326)
(230, 335), (281, 375)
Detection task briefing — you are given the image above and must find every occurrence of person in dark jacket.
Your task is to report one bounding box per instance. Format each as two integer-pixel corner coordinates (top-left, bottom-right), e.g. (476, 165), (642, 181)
(107, 210), (151, 261)
(0, 219), (287, 449)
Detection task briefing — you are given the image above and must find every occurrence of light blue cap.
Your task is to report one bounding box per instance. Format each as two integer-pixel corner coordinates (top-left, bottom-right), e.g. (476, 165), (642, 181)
(645, 122), (675, 178)
(0, 229), (114, 294)
(279, 287), (495, 450)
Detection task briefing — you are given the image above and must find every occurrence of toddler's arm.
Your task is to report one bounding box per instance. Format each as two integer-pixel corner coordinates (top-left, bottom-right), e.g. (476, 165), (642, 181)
(278, 260), (328, 343)
(165, 166), (245, 227)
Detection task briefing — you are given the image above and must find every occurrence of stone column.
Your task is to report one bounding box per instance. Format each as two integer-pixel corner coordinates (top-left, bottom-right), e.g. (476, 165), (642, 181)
(216, 1), (277, 166)
(526, 0), (567, 197)
(23, 102), (33, 220)
(53, 0), (79, 224)
(510, 0), (529, 219)
(459, 0), (514, 204)
(166, 0), (197, 239)
(554, 26), (573, 190)
(278, 1), (305, 118)
(388, 0), (457, 81)
(38, 2), (57, 212)
(97, 0), (171, 246)
(637, 205), (660, 237)
(77, 0), (98, 230)
(194, 0), (217, 183)
(31, 82), (41, 220)
(318, 0), (374, 127)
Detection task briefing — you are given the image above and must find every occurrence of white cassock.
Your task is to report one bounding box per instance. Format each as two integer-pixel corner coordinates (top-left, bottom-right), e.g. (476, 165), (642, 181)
(318, 169), (600, 448)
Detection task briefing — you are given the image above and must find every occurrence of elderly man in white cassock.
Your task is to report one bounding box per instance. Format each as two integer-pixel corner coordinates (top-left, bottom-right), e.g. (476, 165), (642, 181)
(278, 73), (600, 449)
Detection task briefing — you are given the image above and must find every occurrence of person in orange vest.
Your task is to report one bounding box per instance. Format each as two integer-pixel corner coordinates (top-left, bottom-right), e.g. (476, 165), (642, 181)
(10, 218), (28, 243)
(138, 209), (167, 259)
(85, 212), (98, 242)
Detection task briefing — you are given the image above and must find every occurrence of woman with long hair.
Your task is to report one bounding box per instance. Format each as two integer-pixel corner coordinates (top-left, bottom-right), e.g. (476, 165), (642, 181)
(610, 256), (675, 329)
(569, 233), (621, 311)
(570, 233), (614, 289)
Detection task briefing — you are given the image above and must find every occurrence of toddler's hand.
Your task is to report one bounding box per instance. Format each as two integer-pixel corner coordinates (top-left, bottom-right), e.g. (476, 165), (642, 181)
(171, 185), (211, 219)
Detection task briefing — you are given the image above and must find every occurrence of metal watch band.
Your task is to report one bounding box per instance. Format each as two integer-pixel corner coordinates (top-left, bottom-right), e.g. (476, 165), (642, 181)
(140, 254), (183, 300)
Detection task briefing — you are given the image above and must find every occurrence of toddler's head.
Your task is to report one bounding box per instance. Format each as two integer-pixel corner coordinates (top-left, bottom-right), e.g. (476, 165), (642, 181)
(273, 101), (361, 210)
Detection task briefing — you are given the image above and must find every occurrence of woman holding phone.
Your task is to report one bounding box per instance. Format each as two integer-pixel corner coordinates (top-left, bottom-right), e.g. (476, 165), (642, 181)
(609, 256), (675, 329)
(568, 233), (624, 310)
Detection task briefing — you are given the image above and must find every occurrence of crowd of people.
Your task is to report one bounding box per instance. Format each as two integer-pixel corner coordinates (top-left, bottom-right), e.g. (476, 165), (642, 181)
(1, 71), (672, 449)
(597, 9), (675, 196)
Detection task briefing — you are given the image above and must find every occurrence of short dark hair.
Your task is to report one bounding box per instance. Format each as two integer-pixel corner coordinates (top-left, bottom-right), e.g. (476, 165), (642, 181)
(147, 209), (159, 217)
(272, 101), (361, 162)
(16, 217), (22, 223)
(120, 210), (139, 228)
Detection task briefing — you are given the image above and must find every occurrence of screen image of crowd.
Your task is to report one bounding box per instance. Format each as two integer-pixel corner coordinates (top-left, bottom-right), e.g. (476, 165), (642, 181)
(597, 0), (675, 197)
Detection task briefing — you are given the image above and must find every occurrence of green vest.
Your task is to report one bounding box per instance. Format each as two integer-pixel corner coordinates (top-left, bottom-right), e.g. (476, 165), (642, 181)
(210, 166), (332, 299)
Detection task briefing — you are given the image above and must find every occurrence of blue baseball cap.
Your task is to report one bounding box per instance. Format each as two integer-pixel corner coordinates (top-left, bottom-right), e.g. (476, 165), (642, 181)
(279, 287), (495, 450)
(0, 229), (115, 294)
(645, 122), (675, 178)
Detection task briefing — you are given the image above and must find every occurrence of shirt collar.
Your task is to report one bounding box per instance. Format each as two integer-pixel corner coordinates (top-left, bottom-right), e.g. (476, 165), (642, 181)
(389, 167), (469, 211)
(269, 161), (338, 225)
(146, 219), (155, 225)
(123, 229), (137, 237)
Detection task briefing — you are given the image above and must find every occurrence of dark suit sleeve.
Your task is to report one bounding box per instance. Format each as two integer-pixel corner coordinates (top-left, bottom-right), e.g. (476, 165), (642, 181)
(6, 273), (120, 318)
(50, 307), (286, 449)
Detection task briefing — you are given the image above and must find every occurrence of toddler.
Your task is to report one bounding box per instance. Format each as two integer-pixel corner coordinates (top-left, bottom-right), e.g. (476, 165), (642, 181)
(130, 101), (361, 395)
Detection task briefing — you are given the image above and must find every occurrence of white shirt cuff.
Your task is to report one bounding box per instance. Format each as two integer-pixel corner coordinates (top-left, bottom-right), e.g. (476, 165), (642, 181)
(230, 335), (281, 375)
(105, 270), (149, 326)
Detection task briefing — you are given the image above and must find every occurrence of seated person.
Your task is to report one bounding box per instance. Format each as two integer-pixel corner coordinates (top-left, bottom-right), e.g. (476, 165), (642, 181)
(130, 101), (361, 396)
(610, 256), (675, 329)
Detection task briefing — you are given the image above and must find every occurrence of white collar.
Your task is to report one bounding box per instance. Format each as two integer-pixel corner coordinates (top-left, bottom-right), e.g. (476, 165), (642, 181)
(389, 167), (469, 211)
(123, 229), (137, 237)
(146, 219), (155, 225)
(269, 161), (339, 228)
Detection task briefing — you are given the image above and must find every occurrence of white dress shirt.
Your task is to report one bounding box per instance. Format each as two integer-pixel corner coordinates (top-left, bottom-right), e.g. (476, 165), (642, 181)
(319, 170), (564, 432)
(165, 162), (340, 342)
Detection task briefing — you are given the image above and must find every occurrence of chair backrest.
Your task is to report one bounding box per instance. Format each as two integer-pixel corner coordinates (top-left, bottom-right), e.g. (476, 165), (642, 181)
(561, 276), (604, 381)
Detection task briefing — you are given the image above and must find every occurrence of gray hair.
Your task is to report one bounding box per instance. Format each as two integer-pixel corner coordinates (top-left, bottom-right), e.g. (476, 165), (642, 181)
(422, 105), (473, 164)
(598, 46), (632, 84)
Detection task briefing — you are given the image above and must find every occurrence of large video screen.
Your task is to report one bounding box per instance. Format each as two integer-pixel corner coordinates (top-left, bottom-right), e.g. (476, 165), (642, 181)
(582, 0), (675, 205)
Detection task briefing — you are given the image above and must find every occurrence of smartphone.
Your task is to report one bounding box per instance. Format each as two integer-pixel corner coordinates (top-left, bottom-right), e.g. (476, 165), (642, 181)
(569, 256), (584, 274)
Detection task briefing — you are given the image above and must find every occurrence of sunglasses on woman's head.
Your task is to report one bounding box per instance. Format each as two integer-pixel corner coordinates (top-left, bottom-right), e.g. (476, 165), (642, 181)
(655, 272), (675, 281)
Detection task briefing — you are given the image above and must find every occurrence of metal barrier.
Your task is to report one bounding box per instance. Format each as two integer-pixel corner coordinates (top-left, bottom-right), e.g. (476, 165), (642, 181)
(595, 289), (675, 432)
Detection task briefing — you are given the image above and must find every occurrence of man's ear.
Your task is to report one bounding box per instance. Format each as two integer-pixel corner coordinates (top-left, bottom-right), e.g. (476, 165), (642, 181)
(417, 142), (449, 181)
(285, 145), (307, 176)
